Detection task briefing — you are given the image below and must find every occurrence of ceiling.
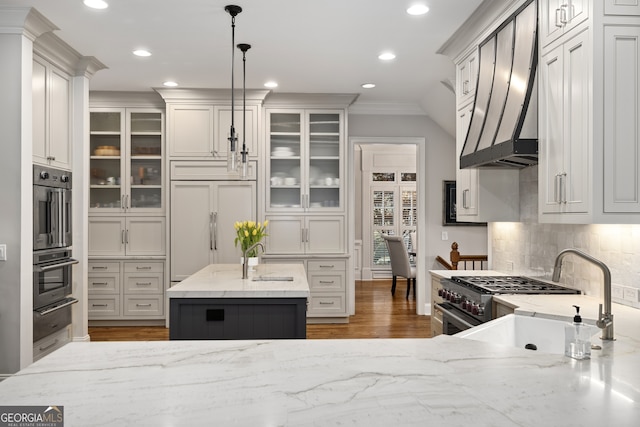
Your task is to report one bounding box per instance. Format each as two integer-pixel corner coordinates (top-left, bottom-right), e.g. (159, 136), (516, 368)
(2, 0), (484, 135)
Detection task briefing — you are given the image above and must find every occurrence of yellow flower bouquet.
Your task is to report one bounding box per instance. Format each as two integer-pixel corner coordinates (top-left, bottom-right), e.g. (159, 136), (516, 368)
(234, 220), (268, 257)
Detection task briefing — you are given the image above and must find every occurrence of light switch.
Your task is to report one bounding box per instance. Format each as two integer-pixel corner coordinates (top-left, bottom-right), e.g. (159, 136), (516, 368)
(0, 244), (6, 261)
(441, 231), (448, 241)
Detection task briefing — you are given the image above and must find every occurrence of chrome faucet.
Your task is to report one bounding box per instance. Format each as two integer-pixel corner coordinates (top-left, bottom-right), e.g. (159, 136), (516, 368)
(552, 248), (614, 340)
(242, 242), (264, 279)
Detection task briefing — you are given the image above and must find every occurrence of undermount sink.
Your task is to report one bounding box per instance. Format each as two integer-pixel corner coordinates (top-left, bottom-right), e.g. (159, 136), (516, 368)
(456, 314), (598, 355)
(251, 276), (294, 282)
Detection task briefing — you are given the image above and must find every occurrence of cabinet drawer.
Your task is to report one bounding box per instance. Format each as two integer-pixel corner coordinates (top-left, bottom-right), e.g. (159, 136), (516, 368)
(88, 275), (120, 294)
(123, 295), (164, 316)
(124, 273), (163, 294)
(307, 294), (346, 316)
(124, 262), (164, 273)
(89, 262), (120, 273)
(307, 260), (346, 272)
(309, 273), (345, 292)
(33, 326), (70, 362)
(88, 297), (120, 317)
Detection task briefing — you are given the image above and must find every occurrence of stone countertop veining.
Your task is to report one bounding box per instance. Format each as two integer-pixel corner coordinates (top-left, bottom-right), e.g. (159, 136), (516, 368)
(166, 263), (310, 299)
(0, 336), (639, 426)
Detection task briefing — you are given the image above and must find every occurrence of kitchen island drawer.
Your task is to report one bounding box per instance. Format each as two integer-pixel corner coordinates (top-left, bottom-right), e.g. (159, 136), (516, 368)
(88, 297), (120, 317)
(123, 295), (164, 316)
(307, 294), (346, 316)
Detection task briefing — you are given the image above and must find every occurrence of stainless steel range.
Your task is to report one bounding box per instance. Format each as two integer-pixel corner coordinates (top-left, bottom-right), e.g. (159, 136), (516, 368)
(436, 276), (581, 335)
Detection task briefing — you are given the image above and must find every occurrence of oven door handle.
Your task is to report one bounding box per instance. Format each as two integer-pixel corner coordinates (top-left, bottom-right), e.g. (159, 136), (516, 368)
(35, 297), (78, 316)
(436, 303), (477, 330)
(35, 258), (79, 272)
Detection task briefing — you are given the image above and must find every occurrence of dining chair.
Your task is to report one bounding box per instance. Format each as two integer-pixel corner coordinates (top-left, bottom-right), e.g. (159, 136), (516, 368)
(382, 235), (416, 299)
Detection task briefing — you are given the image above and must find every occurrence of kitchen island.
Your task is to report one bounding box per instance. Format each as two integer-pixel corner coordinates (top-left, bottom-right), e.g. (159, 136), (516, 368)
(167, 263), (310, 340)
(0, 328), (639, 426)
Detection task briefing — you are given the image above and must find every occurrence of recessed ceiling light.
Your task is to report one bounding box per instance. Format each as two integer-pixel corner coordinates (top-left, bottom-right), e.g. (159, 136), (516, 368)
(407, 4), (429, 16)
(83, 0), (109, 9)
(133, 49), (152, 57)
(163, 81), (178, 87)
(264, 81), (278, 88)
(378, 52), (396, 61)
(361, 83), (376, 89)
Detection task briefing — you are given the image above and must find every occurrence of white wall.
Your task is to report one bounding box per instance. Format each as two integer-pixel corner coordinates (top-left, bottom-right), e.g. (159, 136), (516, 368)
(491, 166), (640, 310)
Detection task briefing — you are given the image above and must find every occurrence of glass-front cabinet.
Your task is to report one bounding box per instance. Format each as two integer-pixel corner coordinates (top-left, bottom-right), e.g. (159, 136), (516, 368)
(267, 110), (343, 212)
(90, 108), (164, 213)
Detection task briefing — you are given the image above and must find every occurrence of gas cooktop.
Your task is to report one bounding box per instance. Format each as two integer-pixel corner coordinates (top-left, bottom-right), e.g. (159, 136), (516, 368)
(450, 276), (581, 295)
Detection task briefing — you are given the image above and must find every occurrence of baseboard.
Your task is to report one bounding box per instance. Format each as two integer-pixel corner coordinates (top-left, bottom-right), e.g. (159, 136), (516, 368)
(73, 334), (91, 342)
(307, 317), (349, 324)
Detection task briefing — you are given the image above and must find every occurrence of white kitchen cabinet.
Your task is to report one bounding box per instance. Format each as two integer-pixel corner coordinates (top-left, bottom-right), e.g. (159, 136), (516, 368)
(456, 48), (478, 107)
(539, 0), (589, 48)
(215, 105), (259, 159)
(603, 25), (640, 213)
(170, 180), (256, 281)
(605, 0), (640, 15)
(266, 110), (344, 213)
(264, 215), (344, 255)
(89, 108), (164, 214)
(32, 54), (72, 170)
(539, 29), (590, 217)
(430, 273), (444, 337)
(88, 217), (166, 257)
(167, 104), (214, 157)
(88, 260), (165, 321)
(456, 102), (478, 218)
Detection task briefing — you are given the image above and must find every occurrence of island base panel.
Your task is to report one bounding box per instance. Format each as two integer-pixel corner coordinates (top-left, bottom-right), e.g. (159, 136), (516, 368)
(169, 298), (307, 339)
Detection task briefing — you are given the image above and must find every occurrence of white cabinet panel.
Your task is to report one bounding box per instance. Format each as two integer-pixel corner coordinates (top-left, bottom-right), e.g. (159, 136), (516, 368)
(456, 103), (478, 218)
(126, 218), (166, 256)
(168, 105), (214, 157)
(88, 217), (125, 256)
(539, 29), (590, 217)
(540, 0), (590, 48)
(604, 25), (640, 212)
(307, 217), (344, 254)
(605, 0), (640, 15)
(264, 216), (305, 254)
(215, 105), (258, 158)
(32, 56), (72, 170)
(170, 181), (256, 281)
(456, 49), (478, 106)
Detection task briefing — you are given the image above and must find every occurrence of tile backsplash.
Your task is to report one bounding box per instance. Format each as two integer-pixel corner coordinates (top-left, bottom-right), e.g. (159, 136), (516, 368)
(490, 166), (640, 309)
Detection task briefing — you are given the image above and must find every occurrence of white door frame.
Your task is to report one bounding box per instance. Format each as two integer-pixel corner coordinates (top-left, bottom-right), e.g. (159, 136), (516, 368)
(348, 137), (427, 315)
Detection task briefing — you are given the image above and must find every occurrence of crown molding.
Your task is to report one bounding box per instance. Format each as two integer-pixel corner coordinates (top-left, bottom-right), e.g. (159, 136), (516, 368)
(348, 101), (427, 116)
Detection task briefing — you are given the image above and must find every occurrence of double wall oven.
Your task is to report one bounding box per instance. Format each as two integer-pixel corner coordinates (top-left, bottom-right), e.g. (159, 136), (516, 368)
(436, 276), (581, 335)
(33, 165), (78, 349)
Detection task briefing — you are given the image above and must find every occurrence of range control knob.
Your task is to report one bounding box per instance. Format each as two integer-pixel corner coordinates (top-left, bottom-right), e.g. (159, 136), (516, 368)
(453, 294), (462, 304)
(438, 288), (444, 297)
(461, 300), (469, 311)
(39, 171), (49, 180)
(60, 175), (70, 183)
(471, 303), (479, 315)
(477, 304), (485, 316)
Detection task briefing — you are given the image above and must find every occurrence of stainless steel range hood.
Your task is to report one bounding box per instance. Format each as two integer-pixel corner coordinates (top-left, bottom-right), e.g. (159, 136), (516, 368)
(460, 0), (538, 169)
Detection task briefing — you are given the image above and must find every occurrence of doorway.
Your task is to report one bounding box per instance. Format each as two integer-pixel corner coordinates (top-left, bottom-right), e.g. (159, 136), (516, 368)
(348, 137), (426, 316)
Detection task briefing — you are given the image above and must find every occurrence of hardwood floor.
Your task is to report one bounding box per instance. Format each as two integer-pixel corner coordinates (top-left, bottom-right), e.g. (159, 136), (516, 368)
(88, 279), (431, 341)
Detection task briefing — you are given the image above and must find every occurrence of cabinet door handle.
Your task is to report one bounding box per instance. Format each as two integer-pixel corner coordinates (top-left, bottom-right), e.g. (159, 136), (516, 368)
(121, 195), (125, 209)
(463, 80), (469, 95)
(319, 280), (335, 284)
(121, 230), (125, 244)
(136, 303), (152, 307)
(125, 229), (129, 244)
(213, 212), (218, 251)
(319, 265), (335, 269)
(554, 174), (560, 203)
(560, 4), (568, 24)
(92, 282), (109, 286)
(319, 301), (335, 305)
(92, 266), (107, 270)
(136, 266), (152, 270)
(126, 195), (130, 210)
(92, 304), (108, 307)
(209, 212), (214, 251)
(462, 189), (469, 209)
(136, 282), (152, 286)
(561, 172), (567, 204)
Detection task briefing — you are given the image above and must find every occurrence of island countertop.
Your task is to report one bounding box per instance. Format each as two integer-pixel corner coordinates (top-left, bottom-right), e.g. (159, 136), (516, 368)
(166, 263), (310, 299)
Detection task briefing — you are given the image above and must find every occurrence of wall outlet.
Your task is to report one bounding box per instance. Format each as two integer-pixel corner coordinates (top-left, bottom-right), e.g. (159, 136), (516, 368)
(441, 231), (448, 241)
(612, 284), (624, 300)
(506, 261), (514, 271)
(0, 244), (6, 261)
(623, 287), (638, 303)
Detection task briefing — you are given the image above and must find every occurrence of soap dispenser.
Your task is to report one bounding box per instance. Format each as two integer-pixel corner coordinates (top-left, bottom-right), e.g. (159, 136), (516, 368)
(565, 305), (591, 360)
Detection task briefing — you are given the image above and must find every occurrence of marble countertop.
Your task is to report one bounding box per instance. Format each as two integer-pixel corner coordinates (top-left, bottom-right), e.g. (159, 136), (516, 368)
(1, 334), (638, 426)
(167, 263), (310, 299)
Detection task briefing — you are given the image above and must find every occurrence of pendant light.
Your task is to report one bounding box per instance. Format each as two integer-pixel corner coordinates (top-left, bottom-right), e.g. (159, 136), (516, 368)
(237, 43), (251, 180)
(225, 5), (242, 172)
